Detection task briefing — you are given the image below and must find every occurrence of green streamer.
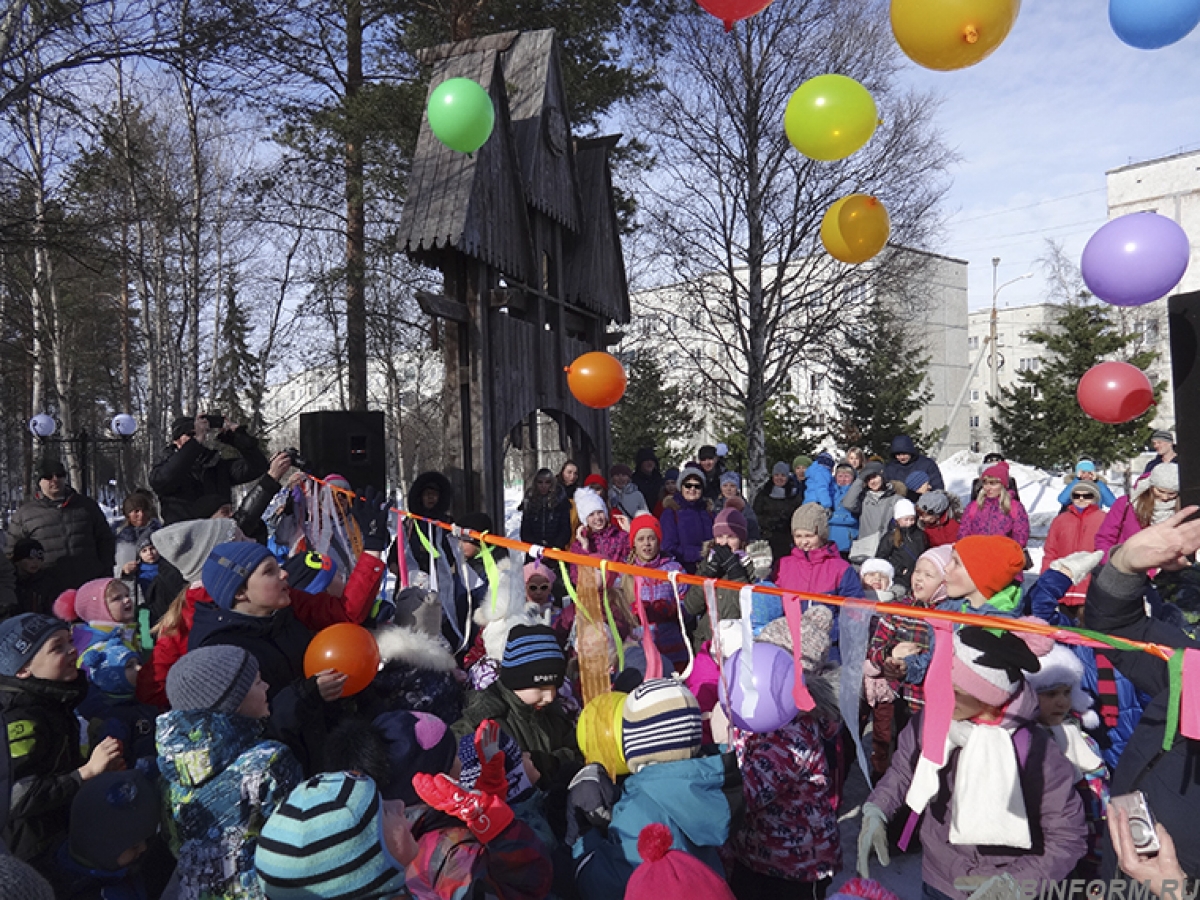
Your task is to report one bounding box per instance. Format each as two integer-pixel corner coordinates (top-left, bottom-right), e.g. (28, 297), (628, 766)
(478, 536), (501, 614)
(1164, 649), (1185, 752)
(412, 521), (440, 560)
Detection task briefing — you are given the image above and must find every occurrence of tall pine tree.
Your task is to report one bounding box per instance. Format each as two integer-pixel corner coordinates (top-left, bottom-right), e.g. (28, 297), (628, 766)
(211, 274), (257, 428)
(827, 301), (934, 456)
(610, 352), (699, 466)
(989, 303), (1160, 470)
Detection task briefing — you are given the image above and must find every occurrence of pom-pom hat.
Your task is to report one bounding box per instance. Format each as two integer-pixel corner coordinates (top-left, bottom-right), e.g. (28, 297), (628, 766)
(53, 577), (119, 624)
(952, 626), (1043, 708)
(283, 551), (338, 595)
(624, 823), (736, 900)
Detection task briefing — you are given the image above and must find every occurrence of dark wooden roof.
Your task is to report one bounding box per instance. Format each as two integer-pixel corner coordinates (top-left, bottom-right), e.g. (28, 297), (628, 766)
(398, 49), (535, 285)
(563, 136), (630, 324)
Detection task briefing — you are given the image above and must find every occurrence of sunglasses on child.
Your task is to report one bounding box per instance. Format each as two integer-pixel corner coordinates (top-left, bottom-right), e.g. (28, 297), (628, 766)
(527, 583), (551, 591)
(1071, 492), (1094, 500)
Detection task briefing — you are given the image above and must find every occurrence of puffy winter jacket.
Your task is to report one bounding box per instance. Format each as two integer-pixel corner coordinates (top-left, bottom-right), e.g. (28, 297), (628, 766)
(574, 754), (741, 900)
(802, 454), (837, 508)
(1056, 479), (1117, 510)
(519, 491), (572, 549)
(775, 543), (863, 657)
(6, 489), (116, 598)
(842, 478), (899, 551)
(882, 435), (945, 491)
(960, 496), (1031, 547)
(827, 482), (859, 553)
(150, 428), (269, 525)
(157, 710), (301, 899)
(112, 518), (161, 576)
(1094, 496), (1142, 559)
(1041, 504), (1104, 605)
(868, 693), (1085, 899)
(0, 671), (88, 862)
(659, 495), (715, 569)
(875, 524), (929, 589)
(753, 483), (803, 563)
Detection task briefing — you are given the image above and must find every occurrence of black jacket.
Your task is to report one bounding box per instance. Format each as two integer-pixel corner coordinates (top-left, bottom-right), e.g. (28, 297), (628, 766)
(520, 491), (572, 550)
(0, 672), (88, 861)
(632, 449), (665, 507)
(6, 489), (115, 599)
(1084, 561), (1200, 881)
(149, 428), (269, 525)
(875, 524), (930, 590)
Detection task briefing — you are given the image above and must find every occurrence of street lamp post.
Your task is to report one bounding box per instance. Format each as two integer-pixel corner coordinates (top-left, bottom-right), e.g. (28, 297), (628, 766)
(28, 413), (138, 497)
(988, 259), (1033, 452)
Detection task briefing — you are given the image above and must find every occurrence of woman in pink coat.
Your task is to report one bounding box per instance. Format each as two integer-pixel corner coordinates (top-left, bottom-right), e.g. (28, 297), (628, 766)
(1095, 463), (1179, 559)
(959, 461), (1030, 547)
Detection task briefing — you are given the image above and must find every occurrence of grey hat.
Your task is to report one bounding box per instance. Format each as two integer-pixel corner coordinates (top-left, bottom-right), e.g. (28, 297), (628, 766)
(917, 490), (951, 516)
(0, 614), (69, 678)
(1151, 430), (1175, 444)
(153, 518), (239, 582)
(1149, 463), (1179, 493)
(790, 502), (830, 542)
(1069, 482), (1102, 503)
(166, 645), (260, 714)
(771, 461), (790, 476)
(0, 854), (54, 900)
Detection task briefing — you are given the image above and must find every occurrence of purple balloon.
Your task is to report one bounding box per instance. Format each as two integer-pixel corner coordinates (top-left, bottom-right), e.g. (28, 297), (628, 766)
(719, 643), (799, 733)
(1081, 212), (1190, 307)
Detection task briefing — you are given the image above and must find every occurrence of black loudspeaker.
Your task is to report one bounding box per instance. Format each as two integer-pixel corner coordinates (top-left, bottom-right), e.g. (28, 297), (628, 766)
(1168, 291), (1200, 511)
(299, 411), (387, 494)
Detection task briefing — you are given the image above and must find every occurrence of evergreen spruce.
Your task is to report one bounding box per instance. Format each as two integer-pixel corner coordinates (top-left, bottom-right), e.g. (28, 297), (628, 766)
(610, 352), (699, 466)
(211, 273), (257, 428)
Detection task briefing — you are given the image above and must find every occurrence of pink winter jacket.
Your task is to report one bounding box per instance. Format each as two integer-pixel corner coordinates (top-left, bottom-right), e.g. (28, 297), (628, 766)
(1094, 495), (1142, 559)
(959, 496), (1031, 547)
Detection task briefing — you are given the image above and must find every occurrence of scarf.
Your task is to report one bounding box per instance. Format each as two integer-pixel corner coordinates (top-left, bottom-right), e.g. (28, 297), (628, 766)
(906, 687), (1037, 849)
(1152, 499), (1176, 526)
(769, 485), (786, 499)
(1046, 720), (1104, 780)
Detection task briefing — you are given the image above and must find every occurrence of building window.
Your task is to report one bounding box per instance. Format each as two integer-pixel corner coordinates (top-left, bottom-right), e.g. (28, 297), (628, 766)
(970, 390), (980, 402)
(968, 336), (979, 350)
(810, 374), (822, 391)
(1018, 358), (1040, 372)
(971, 441), (981, 453)
(969, 415), (980, 427)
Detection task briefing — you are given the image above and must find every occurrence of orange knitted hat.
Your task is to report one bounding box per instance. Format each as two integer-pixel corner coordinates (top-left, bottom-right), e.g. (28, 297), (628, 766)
(953, 535), (1026, 600)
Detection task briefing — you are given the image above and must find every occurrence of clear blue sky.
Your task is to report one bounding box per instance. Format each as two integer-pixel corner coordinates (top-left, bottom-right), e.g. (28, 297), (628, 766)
(895, 3), (1200, 311)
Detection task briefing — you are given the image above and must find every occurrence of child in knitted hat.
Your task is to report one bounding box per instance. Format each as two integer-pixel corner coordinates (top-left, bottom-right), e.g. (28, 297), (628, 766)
(1026, 643), (1110, 880)
(453, 623), (580, 786)
(874, 497), (929, 591)
(11, 537), (53, 616)
(916, 490), (960, 547)
(77, 634), (159, 772)
(685, 505), (772, 651)
(573, 678), (740, 900)
(256, 772), (414, 900)
(860, 626), (1086, 900)
(624, 823), (736, 900)
(621, 513), (690, 673)
(53, 576), (140, 660)
(960, 460), (1031, 548)
(569, 487), (631, 591)
(942, 535), (1028, 618)
(157, 644), (302, 898)
(0, 614), (125, 869)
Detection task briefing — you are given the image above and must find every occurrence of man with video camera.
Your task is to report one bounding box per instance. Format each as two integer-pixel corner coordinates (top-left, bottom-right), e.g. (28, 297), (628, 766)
(150, 414), (270, 525)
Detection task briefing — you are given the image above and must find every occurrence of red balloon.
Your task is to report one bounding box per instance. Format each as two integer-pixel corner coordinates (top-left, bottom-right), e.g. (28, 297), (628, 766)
(1076, 361), (1154, 424)
(695, 0), (775, 30)
(304, 623), (381, 697)
(566, 352), (627, 410)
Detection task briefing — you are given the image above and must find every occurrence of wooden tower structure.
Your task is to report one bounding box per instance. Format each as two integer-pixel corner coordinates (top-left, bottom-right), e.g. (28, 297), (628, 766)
(397, 30), (630, 524)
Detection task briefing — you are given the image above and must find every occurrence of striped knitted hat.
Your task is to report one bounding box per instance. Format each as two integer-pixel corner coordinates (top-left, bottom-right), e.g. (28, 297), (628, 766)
(256, 772), (406, 900)
(621, 678), (703, 773)
(499, 624), (566, 691)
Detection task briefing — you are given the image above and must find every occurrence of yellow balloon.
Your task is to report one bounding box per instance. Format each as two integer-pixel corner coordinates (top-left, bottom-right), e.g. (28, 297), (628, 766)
(890, 0), (1021, 71)
(576, 692), (629, 778)
(784, 74), (878, 162)
(821, 194), (890, 264)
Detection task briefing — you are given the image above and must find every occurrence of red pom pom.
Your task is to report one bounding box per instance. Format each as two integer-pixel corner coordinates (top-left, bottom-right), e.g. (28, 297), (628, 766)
(636, 823), (674, 863)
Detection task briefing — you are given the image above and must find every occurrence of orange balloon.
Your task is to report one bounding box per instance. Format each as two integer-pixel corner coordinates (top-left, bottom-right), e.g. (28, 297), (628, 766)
(821, 194), (890, 264)
(303, 623), (381, 697)
(566, 352), (627, 410)
(890, 0), (1021, 71)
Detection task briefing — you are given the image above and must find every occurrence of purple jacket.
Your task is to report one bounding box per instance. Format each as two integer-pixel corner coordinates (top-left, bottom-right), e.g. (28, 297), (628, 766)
(659, 496), (714, 568)
(1094, 495), (1141, 559)
(959, 496), (1030, 547)
(569, 523), (630, 589)
(867, 690), (1086, 899)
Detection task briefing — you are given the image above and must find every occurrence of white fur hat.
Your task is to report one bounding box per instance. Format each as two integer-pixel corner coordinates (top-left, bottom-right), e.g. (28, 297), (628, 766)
(861, 558), (895, 580)
(574, 487), (607, 522)
(1025, 642), (1096, 725)
(893, 498), (917, 520)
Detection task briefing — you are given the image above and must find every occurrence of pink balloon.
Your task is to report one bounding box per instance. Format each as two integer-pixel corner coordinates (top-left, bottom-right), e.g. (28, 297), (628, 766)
(1081, 212), (1190, 307)
(1077, 361), (1154, 424)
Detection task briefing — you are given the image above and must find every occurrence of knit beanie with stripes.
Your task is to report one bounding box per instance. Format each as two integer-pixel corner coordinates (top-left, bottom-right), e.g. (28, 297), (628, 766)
(621, 678), (703, 774)
(499, 624), (566, 691)
(256, 772), (406, 900)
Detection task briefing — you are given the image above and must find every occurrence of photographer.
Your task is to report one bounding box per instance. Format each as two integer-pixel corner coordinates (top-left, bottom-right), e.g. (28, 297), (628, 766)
(150, 414), (269, 525)
(232, 451), (296, 544)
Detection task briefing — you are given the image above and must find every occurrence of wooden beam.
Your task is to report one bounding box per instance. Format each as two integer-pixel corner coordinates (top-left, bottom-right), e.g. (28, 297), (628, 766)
(416, 290), (470, 323)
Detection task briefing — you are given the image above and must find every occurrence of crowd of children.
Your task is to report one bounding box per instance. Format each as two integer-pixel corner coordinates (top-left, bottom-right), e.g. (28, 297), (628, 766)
(1, 433), (1196, 900)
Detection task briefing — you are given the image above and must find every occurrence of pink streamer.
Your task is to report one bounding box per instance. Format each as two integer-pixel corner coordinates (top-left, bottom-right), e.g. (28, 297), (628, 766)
(634, 576), (663, 680)
(922, 620), (955, 766)
(394, 511), (409, 589)
(782, 594), (815, 713)
(1182, 648), (1200, 740)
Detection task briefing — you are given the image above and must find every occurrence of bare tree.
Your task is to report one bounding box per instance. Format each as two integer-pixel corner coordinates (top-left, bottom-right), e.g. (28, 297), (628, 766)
(631, 0), (951, 490)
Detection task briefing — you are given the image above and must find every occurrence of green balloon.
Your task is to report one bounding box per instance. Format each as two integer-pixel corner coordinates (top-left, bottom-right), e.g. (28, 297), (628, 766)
(427, 78), (495, 154)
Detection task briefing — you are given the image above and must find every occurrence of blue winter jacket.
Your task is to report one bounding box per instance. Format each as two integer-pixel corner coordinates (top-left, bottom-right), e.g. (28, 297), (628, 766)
(574, 753), (740, 900)
(1056, 479), (1118, 509)
(803, 454), (837, 508)
(828, 482), (859, 553)
(1029, 568), (1148, 770)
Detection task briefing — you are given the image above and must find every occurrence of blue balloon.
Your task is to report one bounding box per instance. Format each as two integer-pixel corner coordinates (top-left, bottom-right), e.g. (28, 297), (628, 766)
(1110, 0), (1200, 49)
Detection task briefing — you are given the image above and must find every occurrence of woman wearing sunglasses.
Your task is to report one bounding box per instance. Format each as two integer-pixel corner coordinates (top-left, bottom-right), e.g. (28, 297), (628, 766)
(659, 464), (715, 573)
(1041, 481), (1105, 607)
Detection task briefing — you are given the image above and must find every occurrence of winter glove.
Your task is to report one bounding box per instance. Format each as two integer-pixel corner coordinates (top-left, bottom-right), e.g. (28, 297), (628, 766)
(966, 873), (1023, 900)
(697, 543), (734, 578)
(1050, 550), (1104, 585)
(856, 801), (890, 879)
(473, 720), (508, 800)
(352, 485), (392, 551)
(564, 763), (616, 846)
(412, 772), (514, 844)
(746, 540), (774, 581)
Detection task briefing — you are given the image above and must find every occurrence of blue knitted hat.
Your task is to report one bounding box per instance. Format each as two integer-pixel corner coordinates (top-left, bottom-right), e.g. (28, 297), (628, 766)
(904, 470), (930, 492)
(202, 542), (273, 609)
(0, 613), (68, 677)
(499, 624), (566, 691)
(256, 772), (406, 900)
(80, 635), (138, 696)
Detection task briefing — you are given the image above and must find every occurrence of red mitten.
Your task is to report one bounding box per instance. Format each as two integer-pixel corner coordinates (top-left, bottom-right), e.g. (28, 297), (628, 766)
(413, 772), (514, 844)
(473, 720), (508, 800)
